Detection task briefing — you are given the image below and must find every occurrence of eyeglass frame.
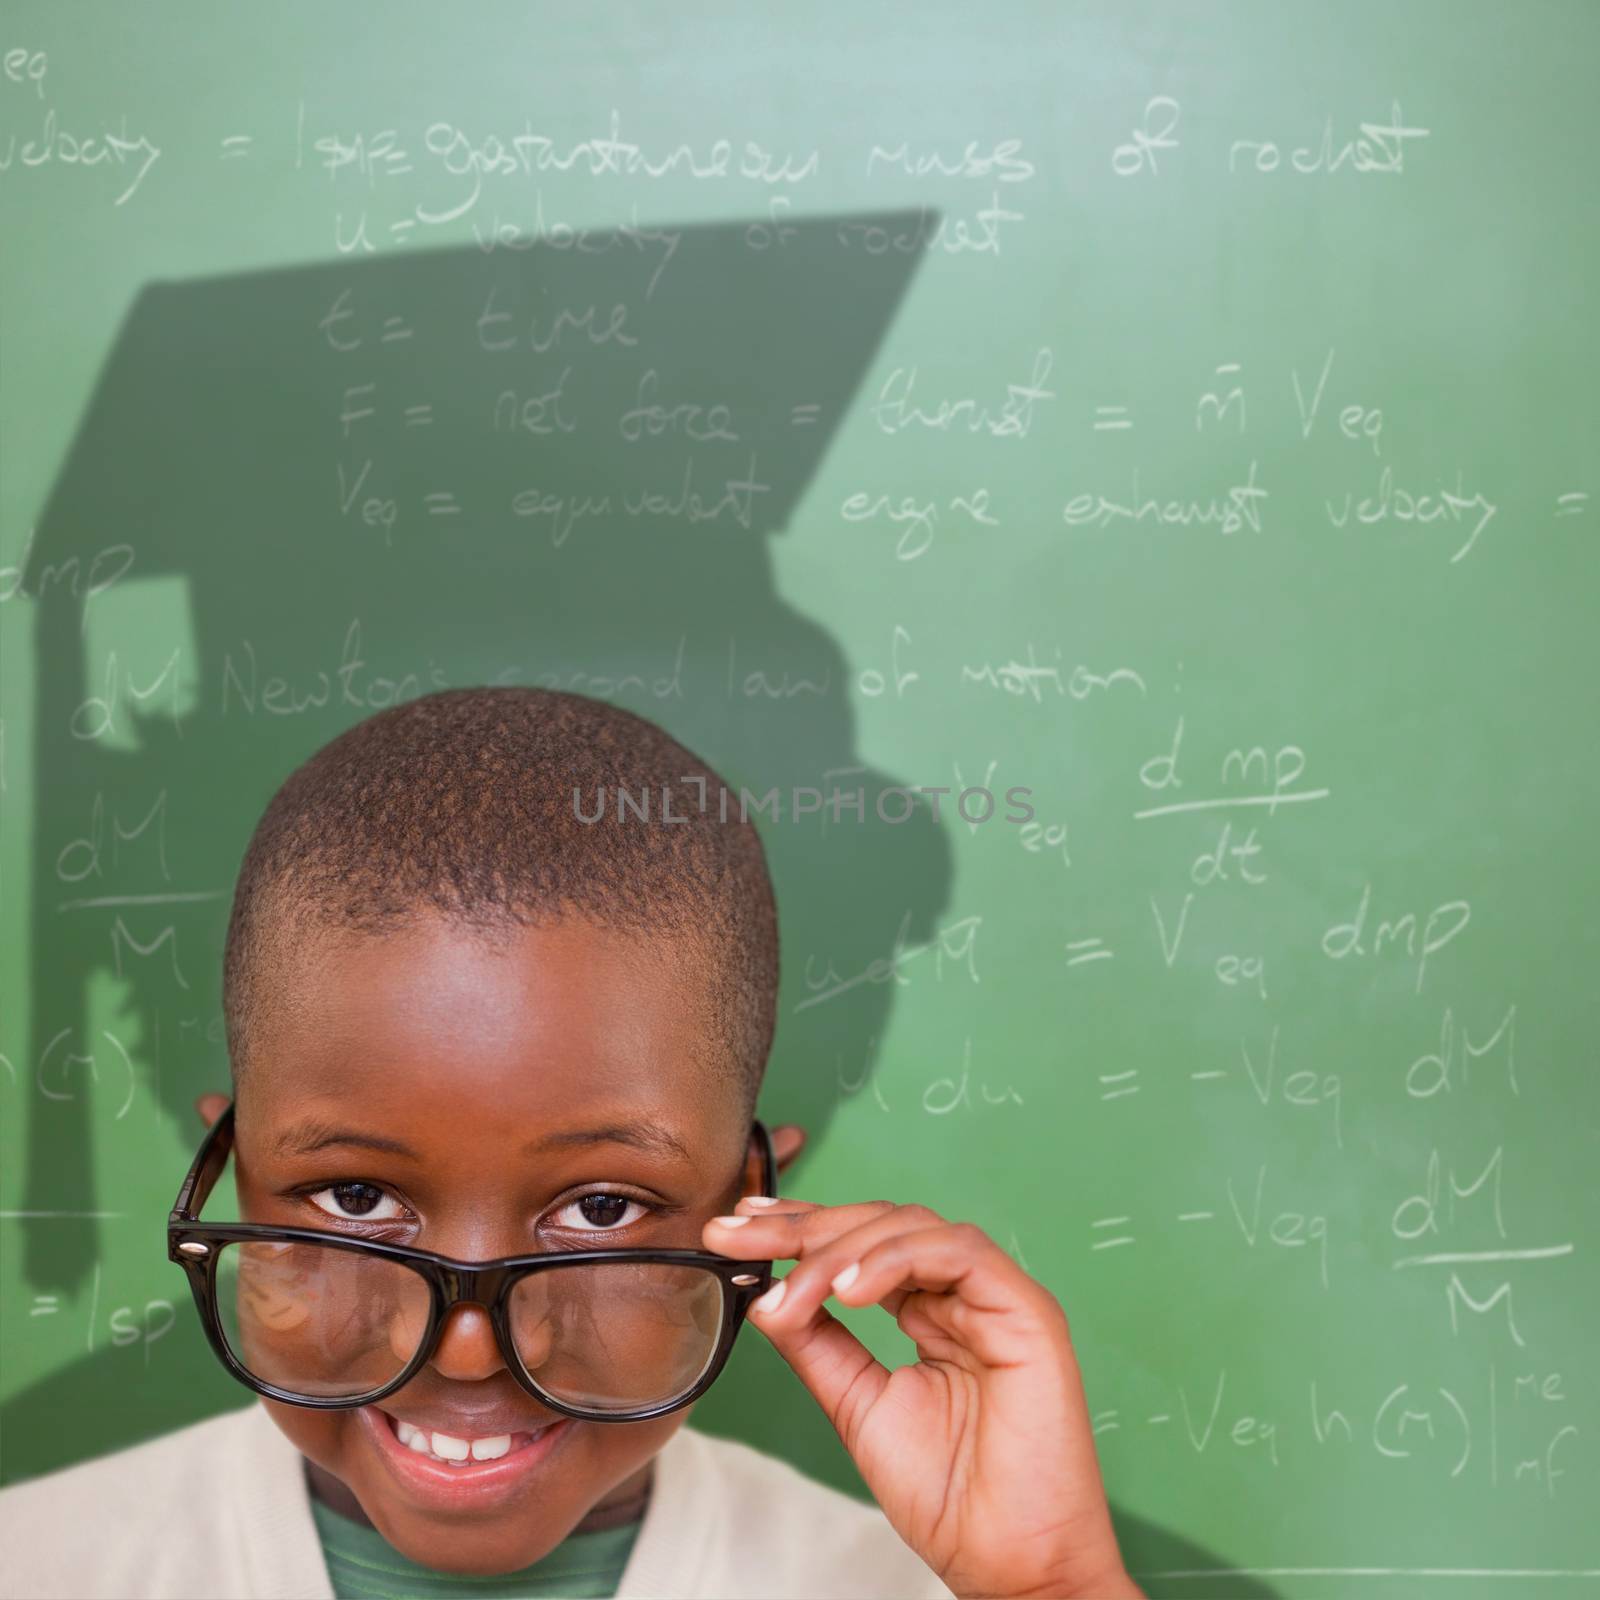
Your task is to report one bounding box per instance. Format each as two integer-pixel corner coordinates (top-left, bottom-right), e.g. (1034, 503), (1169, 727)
(168, 1099), (778, 1423)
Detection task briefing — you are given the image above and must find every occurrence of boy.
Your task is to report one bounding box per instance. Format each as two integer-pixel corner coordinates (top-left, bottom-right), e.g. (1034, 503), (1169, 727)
(0, 688), (1139, 1599)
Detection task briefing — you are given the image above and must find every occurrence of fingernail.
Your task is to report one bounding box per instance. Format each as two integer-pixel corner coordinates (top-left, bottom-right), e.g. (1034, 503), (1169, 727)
(743, 1195), (779, 1207)
(753, 1280), (786, 1314)
(713, 1214), (750, 1228)
(831, 1262), (859, 1294)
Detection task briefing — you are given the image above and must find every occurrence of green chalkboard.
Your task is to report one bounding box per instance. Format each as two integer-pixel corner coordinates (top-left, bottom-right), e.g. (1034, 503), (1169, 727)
(2, 3), (1596, 1595)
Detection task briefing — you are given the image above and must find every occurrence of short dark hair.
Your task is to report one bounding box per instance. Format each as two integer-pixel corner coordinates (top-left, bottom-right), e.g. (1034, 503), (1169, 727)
(222, 687), (779, 1117)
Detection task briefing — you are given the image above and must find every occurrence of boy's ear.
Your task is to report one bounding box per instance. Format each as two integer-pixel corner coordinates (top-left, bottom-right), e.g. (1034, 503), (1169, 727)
(194, 1091), (230, 1129)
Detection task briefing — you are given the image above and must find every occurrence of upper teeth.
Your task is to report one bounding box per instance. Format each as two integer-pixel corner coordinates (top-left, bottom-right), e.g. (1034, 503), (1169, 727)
(394, 1419), (518, 1463)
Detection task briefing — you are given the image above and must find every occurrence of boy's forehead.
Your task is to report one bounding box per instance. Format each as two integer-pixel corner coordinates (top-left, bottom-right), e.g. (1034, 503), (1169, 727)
(256, 1086), (713, 1174)
(248, 911), (731, 1134)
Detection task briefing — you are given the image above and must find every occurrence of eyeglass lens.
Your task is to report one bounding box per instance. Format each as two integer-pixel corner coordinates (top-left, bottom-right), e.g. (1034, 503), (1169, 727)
(213, 1241), (727, 1413)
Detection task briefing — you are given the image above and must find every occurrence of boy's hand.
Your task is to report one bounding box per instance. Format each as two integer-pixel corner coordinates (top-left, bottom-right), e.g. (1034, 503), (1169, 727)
(704, 1196), (1144, 1600)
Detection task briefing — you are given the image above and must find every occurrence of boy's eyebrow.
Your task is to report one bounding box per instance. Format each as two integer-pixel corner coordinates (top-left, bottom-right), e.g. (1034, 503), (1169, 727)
(271, 1120), (420, 1159)
(270, 1118), (693, 1164)
(523, 1123), (692, 1164)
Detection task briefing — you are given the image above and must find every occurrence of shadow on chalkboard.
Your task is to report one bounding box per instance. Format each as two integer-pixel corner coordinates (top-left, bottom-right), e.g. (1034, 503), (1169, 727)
(5, 211), (1213, 1586)
(1116, 1518), (1284, 1600)
(11, 214), (955, 1473)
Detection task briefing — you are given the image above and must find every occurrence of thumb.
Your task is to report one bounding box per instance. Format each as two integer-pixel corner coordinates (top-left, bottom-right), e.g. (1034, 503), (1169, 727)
(748, 1285), (890, 1443)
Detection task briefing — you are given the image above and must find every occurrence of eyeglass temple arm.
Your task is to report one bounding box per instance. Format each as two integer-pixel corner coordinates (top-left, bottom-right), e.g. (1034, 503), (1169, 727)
(169, 1099), (236, 1224)
(751, 1117), (778, 1199)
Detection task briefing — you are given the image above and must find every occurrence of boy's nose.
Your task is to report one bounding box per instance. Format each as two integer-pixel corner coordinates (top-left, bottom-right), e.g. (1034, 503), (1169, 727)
(426, 1302), (507, 1381)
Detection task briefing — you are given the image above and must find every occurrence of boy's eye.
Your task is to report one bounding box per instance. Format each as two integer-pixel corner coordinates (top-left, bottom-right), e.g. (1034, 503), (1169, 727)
(307, 1182), (405, 1223)
(553, 1193), (650, 1232)
(298, 1185), (651, 1232)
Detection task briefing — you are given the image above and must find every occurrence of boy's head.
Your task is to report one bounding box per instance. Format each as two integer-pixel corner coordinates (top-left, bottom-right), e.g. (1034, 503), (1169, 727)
(210, 687), (785, 1573)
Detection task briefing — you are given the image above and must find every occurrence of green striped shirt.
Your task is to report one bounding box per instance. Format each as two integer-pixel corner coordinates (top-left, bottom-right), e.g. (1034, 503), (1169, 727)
(309, 1494), (643, 1599)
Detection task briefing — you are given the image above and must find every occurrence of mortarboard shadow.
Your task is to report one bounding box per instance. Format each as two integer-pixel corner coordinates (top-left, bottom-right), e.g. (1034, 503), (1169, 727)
(9, 211), (949, 1469)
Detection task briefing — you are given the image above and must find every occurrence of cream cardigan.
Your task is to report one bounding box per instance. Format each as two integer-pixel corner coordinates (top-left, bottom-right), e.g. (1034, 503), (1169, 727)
(0, 1401), (954, 1599)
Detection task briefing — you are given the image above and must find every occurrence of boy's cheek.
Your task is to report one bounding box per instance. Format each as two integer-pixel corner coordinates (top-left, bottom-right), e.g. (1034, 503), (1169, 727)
(262, 1397), (409, 1533)
(262, 1397), (352, 1481)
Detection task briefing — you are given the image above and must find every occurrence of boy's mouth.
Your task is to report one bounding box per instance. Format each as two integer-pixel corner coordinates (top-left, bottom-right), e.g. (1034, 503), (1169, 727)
(383, 1411), (553, 1466)
(360, 1404), (577, 1505)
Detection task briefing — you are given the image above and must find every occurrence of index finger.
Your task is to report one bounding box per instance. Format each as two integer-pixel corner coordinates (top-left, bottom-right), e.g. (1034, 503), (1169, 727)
(705, 1197), (892, 1251)
(701, 1198), (939, 1261)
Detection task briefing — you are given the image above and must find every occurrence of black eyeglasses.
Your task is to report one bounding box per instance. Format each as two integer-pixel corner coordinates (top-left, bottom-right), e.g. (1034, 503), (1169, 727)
(168, 1102), (777, 1423)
